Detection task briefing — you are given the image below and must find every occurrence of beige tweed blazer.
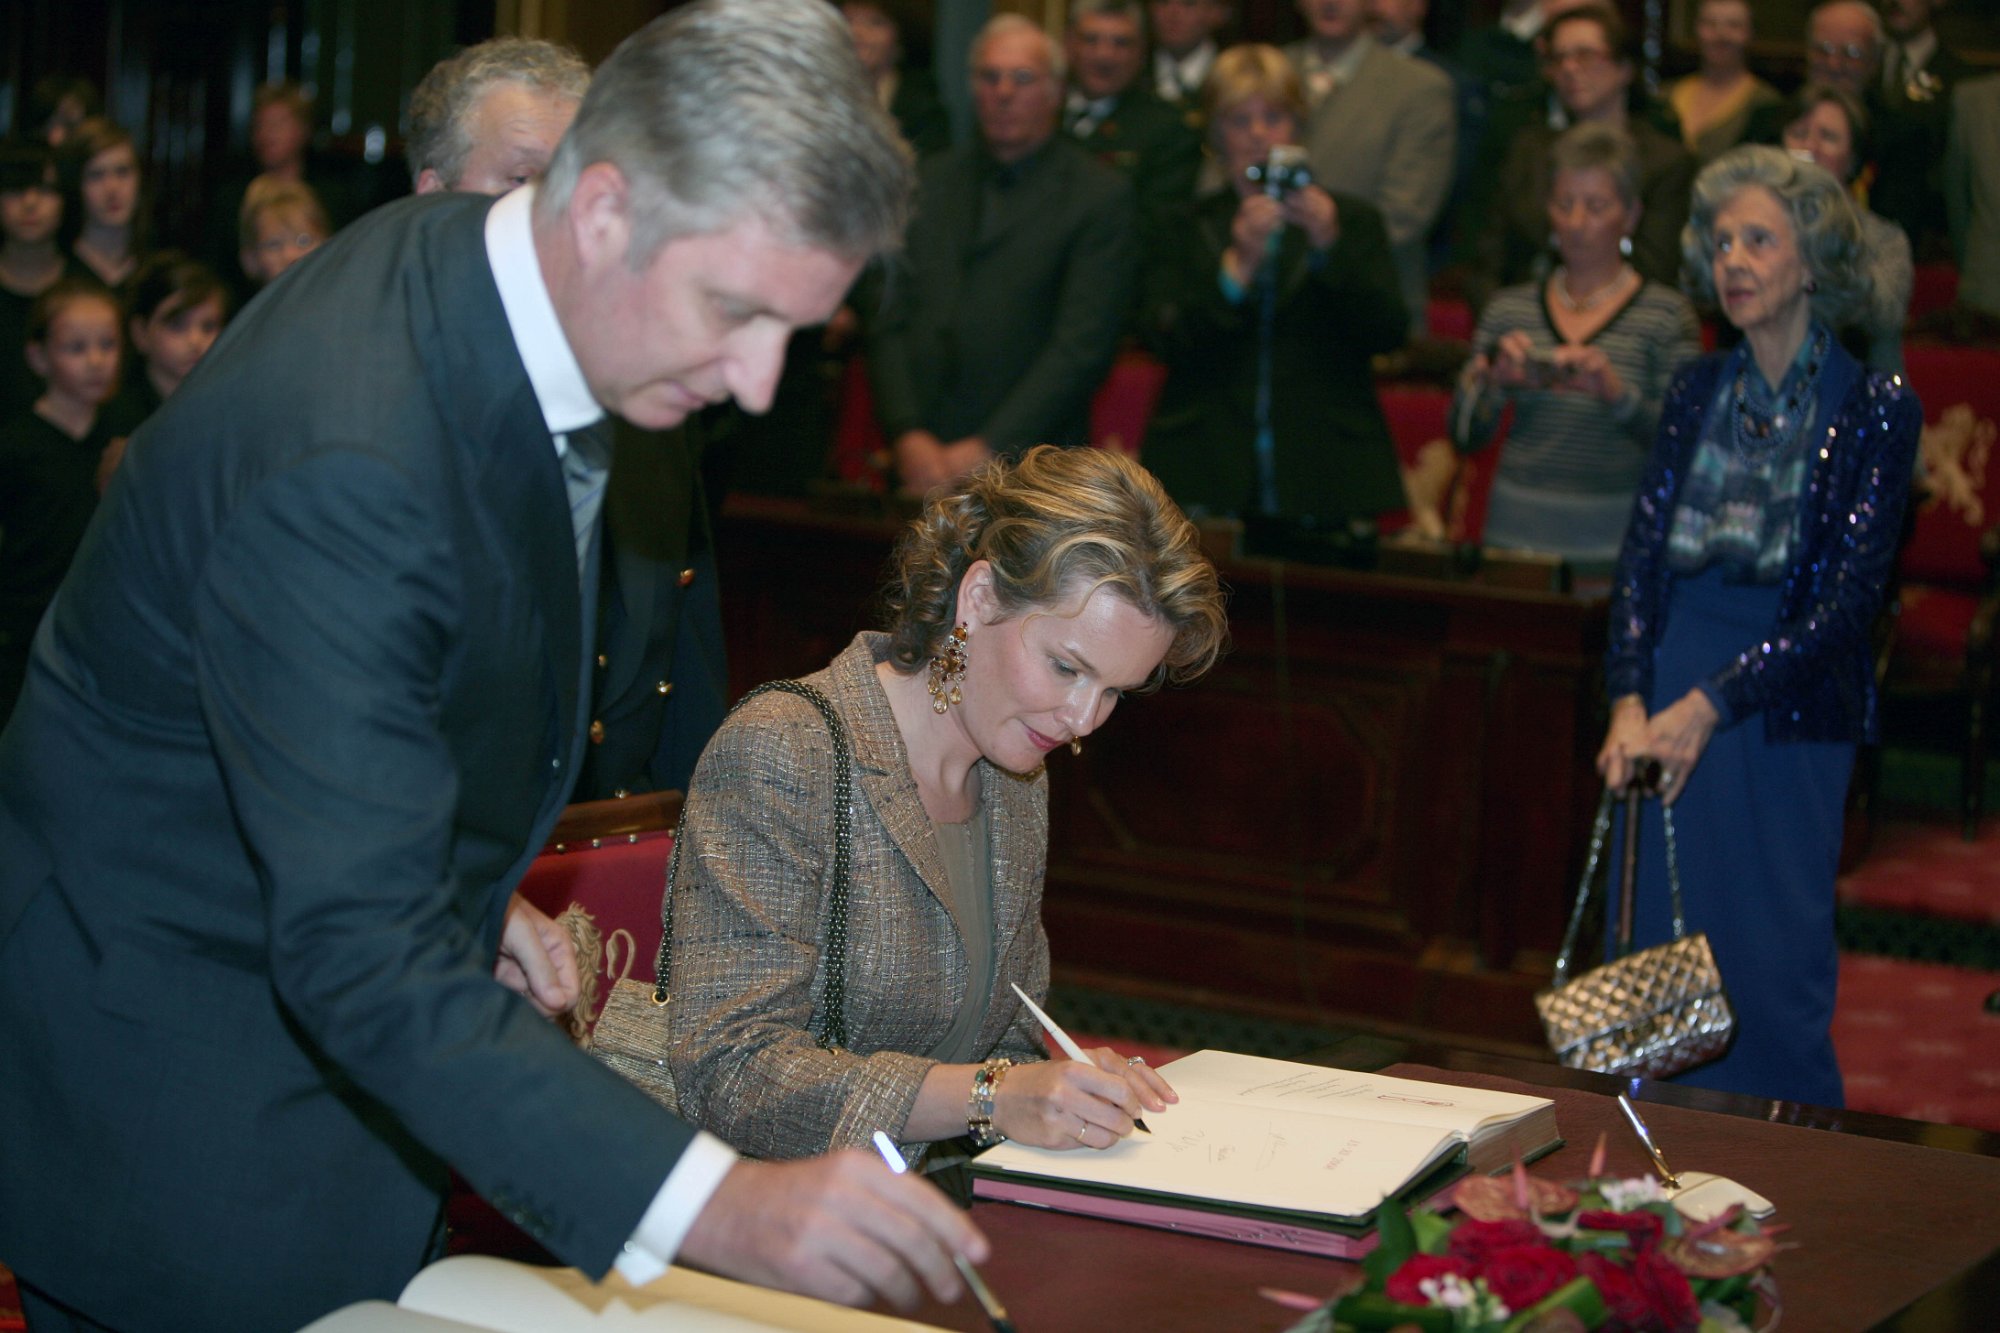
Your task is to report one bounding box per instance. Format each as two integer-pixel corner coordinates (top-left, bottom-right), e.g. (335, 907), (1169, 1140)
(663, 632), (1051, 1159)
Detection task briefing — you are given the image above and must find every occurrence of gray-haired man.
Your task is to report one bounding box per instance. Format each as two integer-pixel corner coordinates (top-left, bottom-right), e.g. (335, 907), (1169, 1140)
(408, 35), (589, 196)
(0, 3), (982, 1329)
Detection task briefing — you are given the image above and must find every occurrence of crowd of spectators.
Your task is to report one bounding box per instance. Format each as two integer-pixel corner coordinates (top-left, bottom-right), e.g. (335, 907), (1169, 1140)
(5, 0), (2000, 717)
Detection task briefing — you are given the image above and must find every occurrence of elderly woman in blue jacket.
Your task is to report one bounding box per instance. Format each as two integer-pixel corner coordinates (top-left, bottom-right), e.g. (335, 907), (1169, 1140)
(1597, 146), (1921, 1109)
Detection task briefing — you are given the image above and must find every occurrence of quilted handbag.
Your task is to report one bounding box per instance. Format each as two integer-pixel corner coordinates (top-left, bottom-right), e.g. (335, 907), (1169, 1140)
(1535, 778), (1735, 1079)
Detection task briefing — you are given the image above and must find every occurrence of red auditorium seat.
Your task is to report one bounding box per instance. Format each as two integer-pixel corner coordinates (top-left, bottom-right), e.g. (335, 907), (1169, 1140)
(1884, 344), (2000, 838)
(1909, 263), (1960, 326)
(1377, 381), (1502, 543)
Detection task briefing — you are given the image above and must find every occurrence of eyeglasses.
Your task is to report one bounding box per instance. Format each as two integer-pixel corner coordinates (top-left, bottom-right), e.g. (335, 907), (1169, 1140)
(1809, 40), (1873, 63)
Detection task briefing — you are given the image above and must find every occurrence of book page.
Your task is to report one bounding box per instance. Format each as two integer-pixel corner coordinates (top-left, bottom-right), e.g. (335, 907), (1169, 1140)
(397, 1256), (949, 1333)
(974, 1093), (1461, 1220)
(1157, 1050), (1552, 1138)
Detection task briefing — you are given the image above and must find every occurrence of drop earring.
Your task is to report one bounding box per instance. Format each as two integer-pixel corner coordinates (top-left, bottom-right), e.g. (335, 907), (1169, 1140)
(1619, 234), (1633, 258)
(1069, 738), (1083, 757)
(928, 622), (968, 713)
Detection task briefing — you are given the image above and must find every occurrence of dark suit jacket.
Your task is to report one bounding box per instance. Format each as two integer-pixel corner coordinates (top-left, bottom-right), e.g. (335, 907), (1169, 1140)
(890, 68), (953, 159)
(865, 137), (1135, 456)
(1069, 85), (1202, 238)
(0, 193), (691, 1331)
(1139, 190), (1410, 522)
(575, 416), (729, 800)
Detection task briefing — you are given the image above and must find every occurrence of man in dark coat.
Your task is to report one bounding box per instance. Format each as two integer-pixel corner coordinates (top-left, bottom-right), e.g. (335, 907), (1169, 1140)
(868, 13), (1136, 493)
(0, 4), (984, 1329)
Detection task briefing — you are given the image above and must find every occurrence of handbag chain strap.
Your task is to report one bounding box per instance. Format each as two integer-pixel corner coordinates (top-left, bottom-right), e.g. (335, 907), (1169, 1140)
(1550, 783), (1686, 985)
(649, 678), (853, 1051)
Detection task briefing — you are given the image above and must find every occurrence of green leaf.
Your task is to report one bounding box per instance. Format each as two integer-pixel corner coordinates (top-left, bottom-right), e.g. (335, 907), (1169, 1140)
(1500, 1276), (1607, 1332)
(1362, 1198), (1419, 1285)
(1332, 1292), (1456, 1331)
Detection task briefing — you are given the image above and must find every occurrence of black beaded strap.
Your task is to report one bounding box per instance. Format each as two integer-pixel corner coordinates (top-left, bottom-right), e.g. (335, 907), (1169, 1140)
(651, 678), (853, 1051)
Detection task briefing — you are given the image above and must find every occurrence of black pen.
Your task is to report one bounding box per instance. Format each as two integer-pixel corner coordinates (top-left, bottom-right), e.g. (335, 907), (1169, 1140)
(870, 1131), (1016, 1333)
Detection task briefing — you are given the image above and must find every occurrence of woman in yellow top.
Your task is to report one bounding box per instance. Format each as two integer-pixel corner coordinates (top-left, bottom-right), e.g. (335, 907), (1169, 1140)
(1667, 0), (1780, 162)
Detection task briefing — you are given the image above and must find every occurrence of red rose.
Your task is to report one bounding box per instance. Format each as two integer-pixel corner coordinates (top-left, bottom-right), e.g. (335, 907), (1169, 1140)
(1576, 1252), (1649, 1330)
(1384, 1253), (1476, 1306)
(1481, 1244), (1579, 1312)
(1449, 1217), (1545, 1264)
(1577, 1208), (1666, 1252)
(1630, 1250), (1701, 1331)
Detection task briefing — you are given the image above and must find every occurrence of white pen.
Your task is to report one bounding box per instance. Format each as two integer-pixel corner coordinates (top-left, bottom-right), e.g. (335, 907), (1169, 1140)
(1009, 981), (1151, 1134)
(869, 1131), (1015, 1333)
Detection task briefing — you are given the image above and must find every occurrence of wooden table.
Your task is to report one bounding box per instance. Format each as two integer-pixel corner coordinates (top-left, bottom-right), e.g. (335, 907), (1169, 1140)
(895, 1047), (2000, 1332)
(716, 495), (1610, 1053)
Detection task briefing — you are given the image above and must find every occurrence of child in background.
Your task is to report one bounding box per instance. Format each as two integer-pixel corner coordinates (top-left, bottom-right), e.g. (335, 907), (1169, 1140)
(63, 118), (149, 294)
(0, 138), (81, 420)
(113, 251), (228, 429)
(0, 278), (123, 718)
(238, 177), (328, 288)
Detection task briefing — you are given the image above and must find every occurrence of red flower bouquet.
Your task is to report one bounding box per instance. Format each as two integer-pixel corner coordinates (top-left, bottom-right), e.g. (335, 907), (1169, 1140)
(1282, 1162), (1781, 1333)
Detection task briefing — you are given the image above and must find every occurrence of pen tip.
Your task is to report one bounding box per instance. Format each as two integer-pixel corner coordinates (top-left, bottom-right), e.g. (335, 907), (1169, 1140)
(1135, 1119), (1151, 1134)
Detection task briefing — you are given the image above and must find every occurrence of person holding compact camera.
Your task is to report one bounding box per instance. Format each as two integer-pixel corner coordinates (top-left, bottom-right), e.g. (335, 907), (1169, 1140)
(1450, 122), (1701, 577)
(1138, 43), (1407, 530)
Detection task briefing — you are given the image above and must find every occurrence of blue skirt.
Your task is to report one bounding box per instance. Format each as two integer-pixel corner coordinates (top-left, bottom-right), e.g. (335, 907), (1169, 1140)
(1613, 565), (1853, 1108)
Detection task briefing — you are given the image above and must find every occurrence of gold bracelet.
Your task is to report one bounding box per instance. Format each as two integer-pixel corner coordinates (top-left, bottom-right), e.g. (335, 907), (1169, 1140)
(967, 1058), (1013, 1148)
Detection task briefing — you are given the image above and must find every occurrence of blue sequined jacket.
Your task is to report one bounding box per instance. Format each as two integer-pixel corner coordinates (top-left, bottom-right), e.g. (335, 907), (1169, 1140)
(1605, 342), (1922, 743)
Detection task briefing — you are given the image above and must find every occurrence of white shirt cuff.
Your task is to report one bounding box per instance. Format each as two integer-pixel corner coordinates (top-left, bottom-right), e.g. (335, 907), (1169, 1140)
(613, 1131), (738, 1286)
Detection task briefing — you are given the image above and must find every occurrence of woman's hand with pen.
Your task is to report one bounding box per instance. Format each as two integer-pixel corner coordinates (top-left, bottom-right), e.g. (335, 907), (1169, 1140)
(990, 1054), (1176, 1150)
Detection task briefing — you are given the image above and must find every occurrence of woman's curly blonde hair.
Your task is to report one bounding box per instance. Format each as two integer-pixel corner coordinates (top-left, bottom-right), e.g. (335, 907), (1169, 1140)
(880, 446), (1228, 690)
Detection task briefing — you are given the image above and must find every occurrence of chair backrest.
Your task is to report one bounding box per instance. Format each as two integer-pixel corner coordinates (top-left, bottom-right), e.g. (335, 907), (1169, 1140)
(1377, 382), (1504, 544)
(1899, 344), (2000, 587)
(519, 793), (682, 992)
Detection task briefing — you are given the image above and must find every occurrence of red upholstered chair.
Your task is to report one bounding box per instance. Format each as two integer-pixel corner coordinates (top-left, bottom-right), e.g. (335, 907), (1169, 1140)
(1088, 348), (1168, 456)
(1909, 264), (1961, 327)
(447, 793), (682, 1259)
(1377, 382), (1503, 543)
(516, 792), (682, 1001)
(1883, 345), (2000, 838)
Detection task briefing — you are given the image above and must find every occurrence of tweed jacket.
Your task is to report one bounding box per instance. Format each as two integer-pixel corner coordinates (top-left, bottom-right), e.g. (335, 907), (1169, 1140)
(1605, 341), (1921, 744)
(665, 633), (1051, 1159)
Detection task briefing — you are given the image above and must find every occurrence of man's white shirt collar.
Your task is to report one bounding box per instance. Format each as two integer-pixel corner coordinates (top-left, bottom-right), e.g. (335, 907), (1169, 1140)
(484, 183), (602, 447)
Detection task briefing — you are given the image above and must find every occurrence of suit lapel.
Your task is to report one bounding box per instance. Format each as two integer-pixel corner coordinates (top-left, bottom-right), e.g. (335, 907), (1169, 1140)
(831, 639), (961, 926)
(410, 202), (584, 813)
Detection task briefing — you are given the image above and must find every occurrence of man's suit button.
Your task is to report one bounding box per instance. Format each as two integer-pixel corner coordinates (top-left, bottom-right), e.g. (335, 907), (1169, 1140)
(589, 720), (606, 744)
(596, 653), (608, 668)
(678, 568), (696, 588)
(656, 680), (673, 696)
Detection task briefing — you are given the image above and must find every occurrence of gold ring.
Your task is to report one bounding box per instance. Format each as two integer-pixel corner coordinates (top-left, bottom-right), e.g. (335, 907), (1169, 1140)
(1076, 1122), (1090, 1143)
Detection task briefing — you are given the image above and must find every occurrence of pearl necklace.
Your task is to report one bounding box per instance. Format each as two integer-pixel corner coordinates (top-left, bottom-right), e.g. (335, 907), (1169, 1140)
(1553, 263), (1636, 313)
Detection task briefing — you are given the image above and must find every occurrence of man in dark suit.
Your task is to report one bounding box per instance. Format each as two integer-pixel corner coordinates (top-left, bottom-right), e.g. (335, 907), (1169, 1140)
(868, 13), (1136, 493)
(409, 37), (727, 798)
(1149, 0), (1230, 110)
(0, 4), (985, 1329)
(1065, 0), (1202, 228)
(1877, 0), (1971, 258)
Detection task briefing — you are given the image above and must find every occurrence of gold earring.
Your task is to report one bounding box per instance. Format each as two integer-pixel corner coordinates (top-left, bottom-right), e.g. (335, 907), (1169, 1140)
(1069, 738), (1083, 756)
(928, 622), (968, 713)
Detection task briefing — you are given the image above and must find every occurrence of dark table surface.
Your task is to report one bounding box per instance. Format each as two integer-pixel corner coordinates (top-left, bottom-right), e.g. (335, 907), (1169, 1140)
(894, 1043), (2000, 1333)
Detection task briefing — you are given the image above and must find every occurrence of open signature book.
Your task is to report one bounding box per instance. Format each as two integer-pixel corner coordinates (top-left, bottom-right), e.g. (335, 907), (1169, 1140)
(969, 1050), (1562, 1258)
(298, 1256), (950, 1333)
